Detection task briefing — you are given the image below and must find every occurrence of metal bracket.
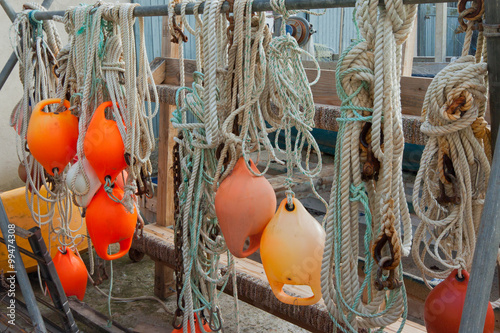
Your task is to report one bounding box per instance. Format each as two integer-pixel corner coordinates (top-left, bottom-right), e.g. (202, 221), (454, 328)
(483, 23), (500, 37)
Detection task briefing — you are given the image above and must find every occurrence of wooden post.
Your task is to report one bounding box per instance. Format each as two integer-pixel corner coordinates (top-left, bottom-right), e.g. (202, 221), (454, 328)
(434, 3), (447, 63)
(459, 0), (500, 331)
(153, 14), (179, 300)
(401, 18), (417, 77)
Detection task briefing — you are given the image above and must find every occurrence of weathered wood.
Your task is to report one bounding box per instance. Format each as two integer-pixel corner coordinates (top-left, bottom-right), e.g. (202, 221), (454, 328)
(131, 224), (426, 333)
(161, 57), (433, 117)
(434, 3), (447, 63)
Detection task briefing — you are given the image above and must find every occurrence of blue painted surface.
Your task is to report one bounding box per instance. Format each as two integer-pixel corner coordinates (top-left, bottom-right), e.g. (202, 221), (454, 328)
(272, 127), (423, 172)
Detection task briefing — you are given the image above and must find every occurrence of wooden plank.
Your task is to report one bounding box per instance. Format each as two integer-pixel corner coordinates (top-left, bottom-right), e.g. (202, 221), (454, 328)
(132, 224), (425, 333)
(161, 57), (432, 117)
(435, 4), (447, 63)
(153, 14), (180, 300)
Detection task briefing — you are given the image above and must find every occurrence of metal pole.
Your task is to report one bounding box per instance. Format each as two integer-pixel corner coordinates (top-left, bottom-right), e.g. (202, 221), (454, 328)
(459, 0), (500, 330)
(0, 199), (47, 333)
(31, 0), (453, 21)
(0, 0), (54, 91)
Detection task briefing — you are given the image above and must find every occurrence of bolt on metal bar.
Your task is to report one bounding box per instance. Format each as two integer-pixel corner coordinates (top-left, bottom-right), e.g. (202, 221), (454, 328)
(31, 0), (453, 21)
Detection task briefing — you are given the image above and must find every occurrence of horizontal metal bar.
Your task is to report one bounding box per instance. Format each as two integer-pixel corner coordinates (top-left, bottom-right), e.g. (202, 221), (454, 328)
(0, 236), (45, 262)
(31, 0), (454, 21)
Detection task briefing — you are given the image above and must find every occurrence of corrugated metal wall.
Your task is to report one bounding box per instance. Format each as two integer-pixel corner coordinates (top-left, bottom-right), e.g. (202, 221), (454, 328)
(133, 0), (165, 136)
(132, 1), (467, 136)
(305, 8), (358, 55)
(134, 2), (467, 61)
(417, 3), (465, 57)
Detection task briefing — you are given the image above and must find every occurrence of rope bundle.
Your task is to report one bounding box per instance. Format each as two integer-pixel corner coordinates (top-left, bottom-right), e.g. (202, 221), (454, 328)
(60, 2), (158, 212)
(320, 0), (417, 330)
(412, 3), (492, 289)
(11, 3), (83, 250)
(171, 0), (325, 330)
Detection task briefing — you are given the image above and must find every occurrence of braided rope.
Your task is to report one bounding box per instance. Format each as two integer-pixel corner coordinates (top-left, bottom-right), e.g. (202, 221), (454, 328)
(320, 0), (416, 330)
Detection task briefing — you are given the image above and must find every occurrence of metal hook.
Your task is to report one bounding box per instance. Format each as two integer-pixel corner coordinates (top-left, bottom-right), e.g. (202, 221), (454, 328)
(171, 308), (184, 330)
(208, 306), (223, 332)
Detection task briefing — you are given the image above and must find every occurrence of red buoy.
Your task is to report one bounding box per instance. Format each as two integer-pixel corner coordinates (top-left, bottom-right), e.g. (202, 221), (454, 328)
(27, 99), (78, 176)
(52, 248), (87, 301)
(171, 313), (212, 333)
(84, 101), (127, 184)
(424, 269), (495, 333)
(85, 186), (137, 260)
(215, 157), (276, 258)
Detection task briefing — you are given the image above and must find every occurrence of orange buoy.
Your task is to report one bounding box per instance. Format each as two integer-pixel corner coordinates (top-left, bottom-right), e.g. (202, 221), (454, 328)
(260, 198), (325, 305)
(26, 99), (78, 176)
(172, 313), (212, 333)
(84, 101), (127, 184)
(85, 186), (137, 260)
(215, 157), (276, 258)
(52, 248), (87, 301)
(424, 269), (495, 333)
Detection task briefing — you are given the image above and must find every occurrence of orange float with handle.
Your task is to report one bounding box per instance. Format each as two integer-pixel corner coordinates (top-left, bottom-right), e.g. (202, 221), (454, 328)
(215, 157), (276, 258)
(424, 269), (495, 333)
(85, 186), (137, 260)
(52, 248), (87, 301)
(260, 198), (325, 306)
(26, 99), (78, 176)
(84, 101), (127, 184)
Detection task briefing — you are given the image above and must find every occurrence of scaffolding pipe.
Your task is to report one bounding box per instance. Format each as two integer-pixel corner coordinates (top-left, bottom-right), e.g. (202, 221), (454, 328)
(30, 0), (452, 21)
(0, 199), (47, 333)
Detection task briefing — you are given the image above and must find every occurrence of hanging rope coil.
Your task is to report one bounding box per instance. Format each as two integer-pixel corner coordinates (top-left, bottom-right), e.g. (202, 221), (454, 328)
(320, 0), (417, 330)
(412, 8), (492, 285)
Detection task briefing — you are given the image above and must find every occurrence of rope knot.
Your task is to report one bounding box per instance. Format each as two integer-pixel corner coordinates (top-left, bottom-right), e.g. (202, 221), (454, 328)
(441, 90), (472, 121)
(472, 116), (488, 139)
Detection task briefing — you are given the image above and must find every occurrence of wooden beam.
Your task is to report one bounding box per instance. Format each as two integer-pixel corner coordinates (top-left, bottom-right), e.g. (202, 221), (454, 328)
(160, 57), (432, 117)
(68, 299), (133, 333)
(154, 83), (427, 146)
(149, 57), (167, 85)
(132, 224), (427, 333)
(153, 14), (179, 300)
(435, 3), (447, 63)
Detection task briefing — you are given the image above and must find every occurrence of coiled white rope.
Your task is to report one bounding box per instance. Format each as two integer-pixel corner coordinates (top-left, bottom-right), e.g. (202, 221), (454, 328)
(412, 14), (493, 289)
